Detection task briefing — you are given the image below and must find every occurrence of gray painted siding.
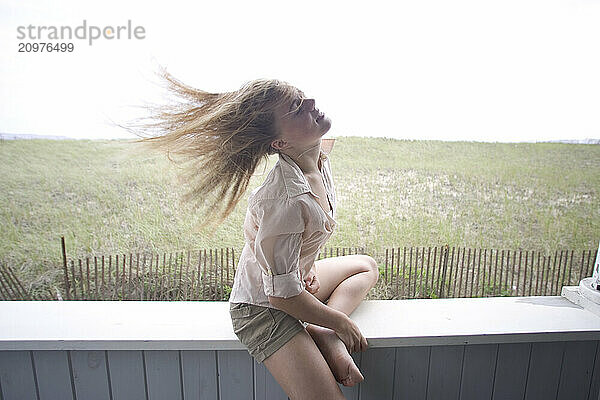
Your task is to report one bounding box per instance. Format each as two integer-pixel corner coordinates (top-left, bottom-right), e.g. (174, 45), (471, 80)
(1, 341), (599, 400)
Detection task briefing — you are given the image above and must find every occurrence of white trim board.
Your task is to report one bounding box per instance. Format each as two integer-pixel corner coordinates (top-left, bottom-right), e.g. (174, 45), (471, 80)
(1, 296), (599, 351)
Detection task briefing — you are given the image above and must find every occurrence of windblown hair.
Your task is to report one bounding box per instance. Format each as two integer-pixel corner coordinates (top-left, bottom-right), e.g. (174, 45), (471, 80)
(120, 67), (300, 236)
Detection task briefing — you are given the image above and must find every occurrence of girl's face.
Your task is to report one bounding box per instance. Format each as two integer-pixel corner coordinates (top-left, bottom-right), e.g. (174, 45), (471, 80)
(271, 90), (332, 153)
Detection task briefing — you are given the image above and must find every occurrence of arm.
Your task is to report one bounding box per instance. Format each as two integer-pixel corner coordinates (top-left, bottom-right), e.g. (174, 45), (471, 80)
(269, 290), (368, 353)
(269, 290), (344, 330)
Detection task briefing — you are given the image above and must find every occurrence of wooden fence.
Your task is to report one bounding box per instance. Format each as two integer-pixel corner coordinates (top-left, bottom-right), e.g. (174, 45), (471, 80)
(0, 264), (55, 300)
(54, 246), (365, 301)
(0, 244), (597, 301)
(381, 246), (599, 299)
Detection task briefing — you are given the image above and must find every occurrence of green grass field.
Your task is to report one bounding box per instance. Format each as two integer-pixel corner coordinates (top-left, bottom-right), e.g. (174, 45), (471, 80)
(1, 136), (598, 294)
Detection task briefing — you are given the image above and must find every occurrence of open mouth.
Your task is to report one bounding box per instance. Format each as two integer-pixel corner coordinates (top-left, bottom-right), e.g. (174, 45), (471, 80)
(316, 110), (324, 122)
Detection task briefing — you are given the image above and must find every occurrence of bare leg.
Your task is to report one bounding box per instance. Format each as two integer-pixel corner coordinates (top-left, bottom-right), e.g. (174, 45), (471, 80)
(263, 329), (345, 400)
(306, 255), (379, 386)
(305, 324), (363, 386)
(314, 255), (379, 314)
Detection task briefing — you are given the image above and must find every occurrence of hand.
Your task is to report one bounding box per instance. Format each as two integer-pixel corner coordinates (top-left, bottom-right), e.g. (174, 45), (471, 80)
(304, 266), (320, 295)
(334, 314), (368, 354)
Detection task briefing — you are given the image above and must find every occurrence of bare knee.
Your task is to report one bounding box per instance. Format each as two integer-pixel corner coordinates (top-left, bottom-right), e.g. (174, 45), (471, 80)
(357, 254), (379, 287)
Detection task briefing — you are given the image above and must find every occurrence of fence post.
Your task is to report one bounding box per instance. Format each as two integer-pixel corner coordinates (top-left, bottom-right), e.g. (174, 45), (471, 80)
(439, 245), (449, 298)
(60, 236), (71, 300)
(384, 248), (388, 284)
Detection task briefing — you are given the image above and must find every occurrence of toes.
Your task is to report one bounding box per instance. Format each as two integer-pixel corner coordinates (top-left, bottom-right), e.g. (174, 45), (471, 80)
(338, 370), (353, 387)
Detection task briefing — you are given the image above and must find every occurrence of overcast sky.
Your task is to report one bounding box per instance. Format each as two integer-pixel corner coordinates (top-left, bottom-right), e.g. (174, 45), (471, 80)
(1, 0), (599, 142)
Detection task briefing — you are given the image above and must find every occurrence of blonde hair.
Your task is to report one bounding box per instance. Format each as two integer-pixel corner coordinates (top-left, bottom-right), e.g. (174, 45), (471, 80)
(119, 66), (300, 236)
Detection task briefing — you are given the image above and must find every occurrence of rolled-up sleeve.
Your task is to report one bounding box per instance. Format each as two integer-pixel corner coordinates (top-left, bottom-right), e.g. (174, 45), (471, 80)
(253, 199), (305, 298)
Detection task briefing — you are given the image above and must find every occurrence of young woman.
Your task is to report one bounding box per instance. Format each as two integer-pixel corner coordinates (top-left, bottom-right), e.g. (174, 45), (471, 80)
(126, 68), (379, 399)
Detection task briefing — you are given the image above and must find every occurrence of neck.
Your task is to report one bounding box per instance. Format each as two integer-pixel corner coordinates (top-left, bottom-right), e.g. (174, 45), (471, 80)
(281, 141), (322, 174)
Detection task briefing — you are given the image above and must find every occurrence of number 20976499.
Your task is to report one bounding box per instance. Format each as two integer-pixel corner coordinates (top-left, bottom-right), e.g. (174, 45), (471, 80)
(18, 42), (74, 53)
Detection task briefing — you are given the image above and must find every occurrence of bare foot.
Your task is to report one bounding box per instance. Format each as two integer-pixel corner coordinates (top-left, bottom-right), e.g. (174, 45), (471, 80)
(306, 325), (364, 387)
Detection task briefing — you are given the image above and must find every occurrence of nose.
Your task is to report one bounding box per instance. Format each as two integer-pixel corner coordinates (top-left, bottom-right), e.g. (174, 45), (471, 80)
(304, 98), (316, 110)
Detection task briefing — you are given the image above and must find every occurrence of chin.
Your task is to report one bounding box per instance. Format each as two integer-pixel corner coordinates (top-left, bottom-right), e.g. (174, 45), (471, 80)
(319, 117), (332, 134)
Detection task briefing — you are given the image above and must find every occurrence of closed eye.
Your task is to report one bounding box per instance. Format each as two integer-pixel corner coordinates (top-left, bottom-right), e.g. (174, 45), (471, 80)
(294, 97), (306, 115)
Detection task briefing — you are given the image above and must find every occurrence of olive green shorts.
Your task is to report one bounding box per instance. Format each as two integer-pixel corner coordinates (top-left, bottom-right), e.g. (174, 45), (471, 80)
(230, 302), (305, 363)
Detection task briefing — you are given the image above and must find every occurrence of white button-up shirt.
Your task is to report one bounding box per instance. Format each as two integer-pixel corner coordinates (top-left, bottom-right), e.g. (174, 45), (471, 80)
(229, 147), (337, 307)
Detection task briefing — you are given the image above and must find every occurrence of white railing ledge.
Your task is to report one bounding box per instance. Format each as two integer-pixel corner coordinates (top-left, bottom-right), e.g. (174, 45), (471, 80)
(1, 295), (599, 351)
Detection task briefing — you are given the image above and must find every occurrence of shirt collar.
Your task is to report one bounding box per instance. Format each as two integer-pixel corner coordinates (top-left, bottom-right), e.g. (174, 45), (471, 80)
(278, 150), (329, 199)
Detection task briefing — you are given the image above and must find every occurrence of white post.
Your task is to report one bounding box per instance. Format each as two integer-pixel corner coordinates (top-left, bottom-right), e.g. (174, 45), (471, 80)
(592, 240), (600, 290)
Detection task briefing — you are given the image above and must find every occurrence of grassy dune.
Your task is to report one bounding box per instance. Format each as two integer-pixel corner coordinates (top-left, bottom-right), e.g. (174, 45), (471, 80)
(1, 136), (598, 293)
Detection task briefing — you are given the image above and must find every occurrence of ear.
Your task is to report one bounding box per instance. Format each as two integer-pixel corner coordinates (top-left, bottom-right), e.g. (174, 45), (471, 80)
(271, 139), (288, 151)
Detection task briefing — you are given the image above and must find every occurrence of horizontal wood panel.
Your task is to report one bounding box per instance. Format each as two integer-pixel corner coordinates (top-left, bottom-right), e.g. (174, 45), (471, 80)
(1, 341), (599, 400)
